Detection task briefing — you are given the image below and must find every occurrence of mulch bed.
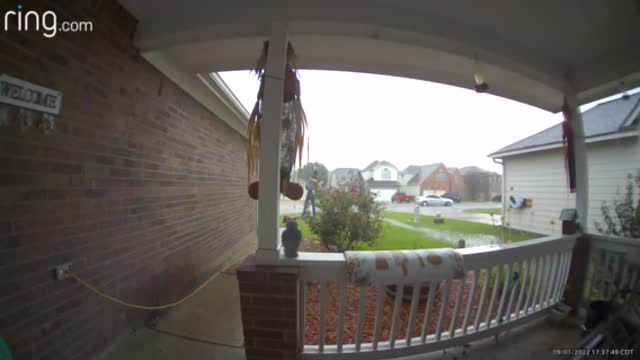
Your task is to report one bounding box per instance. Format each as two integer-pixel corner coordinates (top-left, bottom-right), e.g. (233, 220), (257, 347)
(300, 240), (505, 346)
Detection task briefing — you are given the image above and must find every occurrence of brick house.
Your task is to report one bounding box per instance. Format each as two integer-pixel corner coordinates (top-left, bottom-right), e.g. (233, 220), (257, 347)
(460, 166), (502, 201)
(446, 167), (467, 196)
(399, 163), (465, 196)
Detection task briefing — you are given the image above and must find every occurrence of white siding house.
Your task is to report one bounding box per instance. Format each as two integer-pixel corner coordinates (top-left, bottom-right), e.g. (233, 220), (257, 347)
(490, 93), (640, 236)
(361, 160), (401, 202)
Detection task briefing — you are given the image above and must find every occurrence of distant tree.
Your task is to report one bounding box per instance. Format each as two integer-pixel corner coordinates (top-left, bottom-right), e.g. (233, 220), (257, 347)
(297, 162), (329, 187)
(595, 171), (640, 239)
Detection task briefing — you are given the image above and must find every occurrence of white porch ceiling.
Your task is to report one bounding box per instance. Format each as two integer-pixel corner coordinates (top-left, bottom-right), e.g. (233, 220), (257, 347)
(119, 0), (640, 112)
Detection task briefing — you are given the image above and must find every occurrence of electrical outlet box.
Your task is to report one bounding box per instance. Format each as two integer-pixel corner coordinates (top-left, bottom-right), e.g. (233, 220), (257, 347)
(54, 262), (71, 280)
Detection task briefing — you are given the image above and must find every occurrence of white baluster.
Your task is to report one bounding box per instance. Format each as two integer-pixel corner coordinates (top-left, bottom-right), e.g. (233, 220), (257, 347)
(496, 264), (512, 325)
(421, 281), (437, 343)
(406, 284), (421, 345)
(557, 252), (573, 301)
(485, 265), (502, 329)
(319, 281), (328, 352)
(436, 279), (452, 340)
(336, 281), (347, 352)
(524, 257), (539, 314)
(550, 253), (565, 303)
(537, 254), (552, 310)
(531, 256), (545, 312)
(355, 287), (367, 352)
(552, 252), (568, 303)
(513, 259), (529, 320)
(449, 272), (467, 338)
(543, 253), (559, 307)
(474, 269), (490, 332)
(372, 286), (385, 350)
(389, 284), (404, 349)
(462, 270), (478, 334)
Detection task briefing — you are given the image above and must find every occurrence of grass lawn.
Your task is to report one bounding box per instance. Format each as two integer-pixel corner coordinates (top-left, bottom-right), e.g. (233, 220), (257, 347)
(355, 222), (450, 250)
(463, 208), (502, 216)
(383, 211), (535, 243)
(285, 214), (450, 250)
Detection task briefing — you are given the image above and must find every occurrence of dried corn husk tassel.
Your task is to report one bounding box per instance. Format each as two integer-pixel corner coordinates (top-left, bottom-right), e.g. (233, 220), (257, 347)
(246, 41), (307, 200)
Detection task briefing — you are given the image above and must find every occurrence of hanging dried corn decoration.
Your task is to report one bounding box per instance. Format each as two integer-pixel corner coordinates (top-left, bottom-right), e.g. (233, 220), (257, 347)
(246, 41), (307, 200)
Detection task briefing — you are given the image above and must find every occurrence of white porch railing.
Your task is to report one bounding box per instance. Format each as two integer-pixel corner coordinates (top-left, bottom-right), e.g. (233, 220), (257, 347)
(297, 235), (577, 359)
(583, 234), (640, 302)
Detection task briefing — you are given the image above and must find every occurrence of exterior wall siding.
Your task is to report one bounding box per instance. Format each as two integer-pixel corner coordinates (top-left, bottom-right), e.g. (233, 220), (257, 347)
(586, 137), (640, 231)
(372, 166), (399, 181)
(0, 1), (256, 359)
(503, 136), (639, 236)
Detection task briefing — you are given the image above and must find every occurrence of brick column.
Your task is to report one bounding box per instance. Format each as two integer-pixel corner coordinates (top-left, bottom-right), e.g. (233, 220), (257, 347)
(237, 258), (299, 360)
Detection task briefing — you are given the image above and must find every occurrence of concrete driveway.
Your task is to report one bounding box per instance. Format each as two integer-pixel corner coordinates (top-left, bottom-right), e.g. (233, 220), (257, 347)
(384, 201), (503, 225)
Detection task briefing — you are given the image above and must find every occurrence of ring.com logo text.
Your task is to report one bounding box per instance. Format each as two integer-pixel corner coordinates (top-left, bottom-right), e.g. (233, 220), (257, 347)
(3, 4), (93, 38)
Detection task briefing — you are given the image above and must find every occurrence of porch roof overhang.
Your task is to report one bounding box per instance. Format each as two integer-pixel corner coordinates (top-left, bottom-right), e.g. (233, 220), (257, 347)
(120, 0), (640, 113)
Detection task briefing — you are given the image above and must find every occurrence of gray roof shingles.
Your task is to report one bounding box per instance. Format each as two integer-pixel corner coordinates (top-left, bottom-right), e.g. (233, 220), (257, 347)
(401, 163), (443, 185)
(331, 168), (361, 185)
(489, 93), (640, 157)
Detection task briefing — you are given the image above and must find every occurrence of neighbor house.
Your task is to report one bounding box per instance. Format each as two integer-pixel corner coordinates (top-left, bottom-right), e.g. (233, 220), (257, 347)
(329, 168), (366, 193)
(361, 160), (401, 201)
(399, 163), (463, 196)
(489, 93), (640, 236)
(460, 166), (502, 201)
(447, 167), (468, 197)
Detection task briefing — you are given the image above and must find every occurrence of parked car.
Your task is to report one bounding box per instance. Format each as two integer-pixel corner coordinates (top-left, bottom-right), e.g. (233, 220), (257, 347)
(492, 195), (502, 202)
(441, 192), (462, 203)
(391, 192), (413, 203)
(415, 194), (453, 206)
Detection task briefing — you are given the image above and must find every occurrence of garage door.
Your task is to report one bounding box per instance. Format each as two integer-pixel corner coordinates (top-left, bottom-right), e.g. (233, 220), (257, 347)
(371, 189), (396, 202)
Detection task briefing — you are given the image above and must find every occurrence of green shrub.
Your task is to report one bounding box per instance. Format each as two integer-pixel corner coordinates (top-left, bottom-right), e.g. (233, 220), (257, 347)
(307, 189), (383, 252)
(595, 171), (640, 239)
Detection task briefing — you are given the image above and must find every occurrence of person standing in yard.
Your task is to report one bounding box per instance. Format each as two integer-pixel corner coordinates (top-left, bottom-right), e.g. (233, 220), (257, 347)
(303, 172), (318, 217)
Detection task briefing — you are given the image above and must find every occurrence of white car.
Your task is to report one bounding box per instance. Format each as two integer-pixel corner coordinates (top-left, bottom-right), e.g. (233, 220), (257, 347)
(415, 194), (453, 207)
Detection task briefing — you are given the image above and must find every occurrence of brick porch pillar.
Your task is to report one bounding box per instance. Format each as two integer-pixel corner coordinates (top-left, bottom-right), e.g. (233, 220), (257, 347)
(237, 258), (300, 360)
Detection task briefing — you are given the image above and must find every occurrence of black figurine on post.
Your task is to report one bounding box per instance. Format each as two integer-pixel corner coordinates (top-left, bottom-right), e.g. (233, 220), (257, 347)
(282, 216), (302, 258)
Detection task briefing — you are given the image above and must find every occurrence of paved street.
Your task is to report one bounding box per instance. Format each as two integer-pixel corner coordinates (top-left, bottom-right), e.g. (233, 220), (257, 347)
(384, 201), (503, 225)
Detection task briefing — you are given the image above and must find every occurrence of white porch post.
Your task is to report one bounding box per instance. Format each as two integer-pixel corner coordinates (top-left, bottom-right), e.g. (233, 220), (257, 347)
(565, 92), (589, 232)
(255, 23), (288, 263)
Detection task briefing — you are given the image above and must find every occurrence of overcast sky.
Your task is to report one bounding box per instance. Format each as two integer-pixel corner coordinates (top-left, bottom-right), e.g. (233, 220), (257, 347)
(219, 70), (635, 174)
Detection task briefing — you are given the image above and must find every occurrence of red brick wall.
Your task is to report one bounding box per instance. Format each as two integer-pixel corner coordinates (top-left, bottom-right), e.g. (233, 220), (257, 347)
(447, 168), (466, 195)
(237, 261), (299, 360)
(0, 1), (256, 359)
(420, 164), (451, 193)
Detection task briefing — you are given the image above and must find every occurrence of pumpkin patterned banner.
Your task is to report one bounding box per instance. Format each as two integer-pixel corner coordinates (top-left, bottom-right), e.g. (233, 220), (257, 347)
(344, 249), (464, 287)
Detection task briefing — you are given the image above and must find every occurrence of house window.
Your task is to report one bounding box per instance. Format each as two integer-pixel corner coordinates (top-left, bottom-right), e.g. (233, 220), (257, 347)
(382, 168), (391, 180)
(435, 171), (447, 182)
